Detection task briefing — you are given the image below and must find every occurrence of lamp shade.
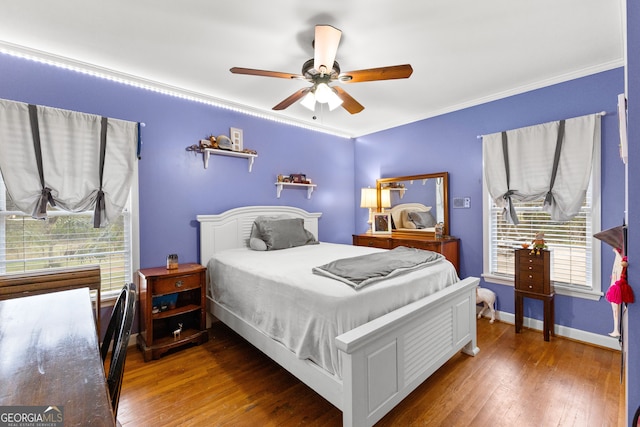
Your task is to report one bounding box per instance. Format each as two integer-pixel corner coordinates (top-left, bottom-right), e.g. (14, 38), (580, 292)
(327, 88), (343, 111)
(300, 91), (316, 111)
(360, 188), (378, 209)
(380, 189), (391, 208)
(314, 83), (332, 103)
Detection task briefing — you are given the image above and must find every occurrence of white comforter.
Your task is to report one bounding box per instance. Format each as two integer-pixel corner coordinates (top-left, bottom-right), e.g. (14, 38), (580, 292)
(207, 242), (459, 379)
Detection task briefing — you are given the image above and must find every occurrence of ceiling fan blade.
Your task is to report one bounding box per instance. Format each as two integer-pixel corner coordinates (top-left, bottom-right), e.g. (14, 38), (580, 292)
(333, 86), (364, 114)
(230, 67), (303, 80)
(272, 87), (312, 110)
(340, 64), (413, 83)
(314, 25), (342, 74)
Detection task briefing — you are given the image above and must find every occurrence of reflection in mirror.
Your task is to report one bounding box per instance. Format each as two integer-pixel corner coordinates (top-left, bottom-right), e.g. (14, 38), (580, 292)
(376, 172), (449, 236)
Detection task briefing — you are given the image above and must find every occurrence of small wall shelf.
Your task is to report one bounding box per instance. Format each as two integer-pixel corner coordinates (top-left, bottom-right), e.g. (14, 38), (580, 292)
(203, 148), (257, 172)
(389, 187), (407, 198)
(275, 182), (317, 199)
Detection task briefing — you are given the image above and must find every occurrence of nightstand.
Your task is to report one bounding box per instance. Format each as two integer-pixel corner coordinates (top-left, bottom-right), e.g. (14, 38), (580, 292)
(136, 263), (208, 361)
(514, 248), (554, 341)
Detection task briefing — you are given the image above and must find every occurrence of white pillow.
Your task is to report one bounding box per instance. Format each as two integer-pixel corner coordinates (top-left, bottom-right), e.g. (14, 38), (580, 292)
(249, 237), (268, 251)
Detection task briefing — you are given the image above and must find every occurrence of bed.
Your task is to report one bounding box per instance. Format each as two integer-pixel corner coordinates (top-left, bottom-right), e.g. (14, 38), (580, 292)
(197, 205), (479, 427)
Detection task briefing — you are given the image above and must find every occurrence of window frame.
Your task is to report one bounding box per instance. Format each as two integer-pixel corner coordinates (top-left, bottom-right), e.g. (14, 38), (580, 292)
(481, 137), (602, 301)
(0, 164), (139, 303)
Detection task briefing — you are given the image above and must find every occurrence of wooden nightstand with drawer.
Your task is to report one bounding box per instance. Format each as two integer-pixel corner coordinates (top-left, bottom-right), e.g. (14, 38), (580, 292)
(136, 263), (209, 361)
(514, 248), (554, 341)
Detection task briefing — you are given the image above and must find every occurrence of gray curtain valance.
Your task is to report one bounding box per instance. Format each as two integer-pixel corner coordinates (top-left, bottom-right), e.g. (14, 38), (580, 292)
(0, 99), (138, 227)
(483, 114), (600, 224)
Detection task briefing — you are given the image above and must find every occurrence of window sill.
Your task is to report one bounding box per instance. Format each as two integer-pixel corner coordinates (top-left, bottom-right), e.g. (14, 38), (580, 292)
(482, 273), (603, 301)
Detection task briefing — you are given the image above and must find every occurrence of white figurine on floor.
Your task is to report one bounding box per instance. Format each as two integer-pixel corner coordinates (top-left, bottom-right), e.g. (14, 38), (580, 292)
(476, 286), (496, 324)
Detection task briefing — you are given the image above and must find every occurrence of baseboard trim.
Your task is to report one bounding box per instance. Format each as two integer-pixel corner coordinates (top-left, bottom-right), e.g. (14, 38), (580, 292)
(477, 308), (621, 351)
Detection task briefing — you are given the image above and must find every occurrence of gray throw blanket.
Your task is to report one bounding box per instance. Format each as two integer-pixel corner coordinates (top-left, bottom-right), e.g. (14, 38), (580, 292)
(312, 246), (444, 290)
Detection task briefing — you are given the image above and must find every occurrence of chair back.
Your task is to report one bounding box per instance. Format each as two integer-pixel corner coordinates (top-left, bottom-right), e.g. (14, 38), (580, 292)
(101, 282), (136, 419)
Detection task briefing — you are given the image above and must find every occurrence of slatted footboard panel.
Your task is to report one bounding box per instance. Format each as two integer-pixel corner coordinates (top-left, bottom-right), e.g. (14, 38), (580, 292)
(337, 276), (479, 427)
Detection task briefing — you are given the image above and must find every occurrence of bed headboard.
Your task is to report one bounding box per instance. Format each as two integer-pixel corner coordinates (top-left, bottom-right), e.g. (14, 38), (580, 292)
(196, 205), (322, 265)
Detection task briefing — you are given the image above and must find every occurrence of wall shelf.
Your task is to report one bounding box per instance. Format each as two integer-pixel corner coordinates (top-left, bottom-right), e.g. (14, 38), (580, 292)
(389, 187), (407, 198)
(203, 148), (257, 172)
(275, 182), (317, 199)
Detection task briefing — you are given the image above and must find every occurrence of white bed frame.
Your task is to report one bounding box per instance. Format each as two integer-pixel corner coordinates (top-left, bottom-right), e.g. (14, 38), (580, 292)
(197, 206), (479, 427)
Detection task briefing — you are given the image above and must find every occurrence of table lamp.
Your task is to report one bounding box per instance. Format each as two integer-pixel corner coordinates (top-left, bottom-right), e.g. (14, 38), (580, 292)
(380, 188), (391, 211)
(360, 187), (378, 232)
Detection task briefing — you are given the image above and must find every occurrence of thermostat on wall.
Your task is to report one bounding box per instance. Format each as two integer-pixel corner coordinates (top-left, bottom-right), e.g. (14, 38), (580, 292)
(453, 197), (470, 208)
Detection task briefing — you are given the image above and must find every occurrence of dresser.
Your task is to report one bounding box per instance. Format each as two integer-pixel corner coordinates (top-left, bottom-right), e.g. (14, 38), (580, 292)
(514, 248), (554, 341)
(352, 232), (460, 274)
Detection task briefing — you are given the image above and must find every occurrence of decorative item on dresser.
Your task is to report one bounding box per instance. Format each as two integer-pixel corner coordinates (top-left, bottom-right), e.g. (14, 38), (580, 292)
(353, 232), (460, 274)
(136, 263), (208, 361)
(514, 248), (554, 341)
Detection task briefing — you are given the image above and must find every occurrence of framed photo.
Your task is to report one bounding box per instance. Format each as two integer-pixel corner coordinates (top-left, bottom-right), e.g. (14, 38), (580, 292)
(372, 213), (392, 234)
(230, 127), (243, 152)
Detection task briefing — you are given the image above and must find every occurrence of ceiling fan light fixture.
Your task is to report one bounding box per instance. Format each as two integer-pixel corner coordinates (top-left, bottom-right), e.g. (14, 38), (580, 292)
(314, 83), (332, 103)
(327, 89), (343, 111)
(231, 25), (409, 115)
(300, 91), (316, 111)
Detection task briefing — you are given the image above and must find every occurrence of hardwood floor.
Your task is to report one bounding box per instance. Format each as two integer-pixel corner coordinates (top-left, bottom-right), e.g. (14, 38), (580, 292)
(117, 319), (625, 426)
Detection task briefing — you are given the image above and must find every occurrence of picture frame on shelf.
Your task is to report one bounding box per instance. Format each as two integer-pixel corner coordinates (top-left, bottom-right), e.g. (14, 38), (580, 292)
(230, 127), (243, 152)
(372, 212), (392, 234)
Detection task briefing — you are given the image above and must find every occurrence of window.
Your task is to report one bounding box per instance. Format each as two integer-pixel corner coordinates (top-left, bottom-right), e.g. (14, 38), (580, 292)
(482, 150), (601, 301)
(0, 168), (139, 299)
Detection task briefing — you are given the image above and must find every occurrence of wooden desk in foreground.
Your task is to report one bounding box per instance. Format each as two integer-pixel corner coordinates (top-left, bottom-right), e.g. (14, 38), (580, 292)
(0, 288), (115, 426)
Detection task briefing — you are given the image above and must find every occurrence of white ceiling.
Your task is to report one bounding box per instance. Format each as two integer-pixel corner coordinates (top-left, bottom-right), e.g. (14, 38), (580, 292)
(0, 1), (625, 138)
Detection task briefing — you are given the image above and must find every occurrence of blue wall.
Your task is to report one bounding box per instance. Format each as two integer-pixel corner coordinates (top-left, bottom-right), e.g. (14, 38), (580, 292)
(0, 53), (625, 337)
(626, 0), (640, 422)
(1, 49), (634, 417)
(355, 68), (625, 337)
(0, 53), (355, 269)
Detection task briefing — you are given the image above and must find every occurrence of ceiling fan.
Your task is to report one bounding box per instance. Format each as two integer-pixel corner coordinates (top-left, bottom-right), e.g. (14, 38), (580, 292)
(230, 25), (413, 114)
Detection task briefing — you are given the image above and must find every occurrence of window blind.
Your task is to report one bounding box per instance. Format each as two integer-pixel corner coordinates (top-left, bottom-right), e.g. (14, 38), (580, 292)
(0, 178), (133, 294)
(489, 195), (592, 288)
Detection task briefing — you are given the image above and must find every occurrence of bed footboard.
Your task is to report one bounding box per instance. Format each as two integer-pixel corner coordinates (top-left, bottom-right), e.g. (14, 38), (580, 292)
(335, 276), (480, 427)
(207, 276), (479, 427)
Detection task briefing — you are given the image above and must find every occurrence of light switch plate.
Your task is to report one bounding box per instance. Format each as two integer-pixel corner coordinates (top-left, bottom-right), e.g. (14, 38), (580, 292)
(230, 127), (243, 152)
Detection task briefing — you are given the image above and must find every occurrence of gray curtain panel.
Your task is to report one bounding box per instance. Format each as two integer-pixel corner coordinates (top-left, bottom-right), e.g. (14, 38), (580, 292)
(483, 114), (599, 224)
(0, 99), (137, 226)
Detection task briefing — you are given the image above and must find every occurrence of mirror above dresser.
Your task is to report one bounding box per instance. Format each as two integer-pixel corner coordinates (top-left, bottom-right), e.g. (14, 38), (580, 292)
(376, 172), (450, 237)
(353, 172), (459, 274)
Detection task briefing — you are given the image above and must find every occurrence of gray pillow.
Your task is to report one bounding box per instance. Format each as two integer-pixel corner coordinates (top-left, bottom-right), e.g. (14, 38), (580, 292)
(253, 217), (318, 250)
(407, 211), (437, 229)
(249, 215), (287, 250)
